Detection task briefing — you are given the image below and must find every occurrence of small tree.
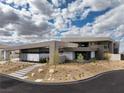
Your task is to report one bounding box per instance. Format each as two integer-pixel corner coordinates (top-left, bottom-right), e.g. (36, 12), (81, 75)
(53, 50), (60, 69)
(91, 58), (97, 63)
(104, 52), (111, 62)
(8, 52), (11, 63)
(77, 53), (84, 63)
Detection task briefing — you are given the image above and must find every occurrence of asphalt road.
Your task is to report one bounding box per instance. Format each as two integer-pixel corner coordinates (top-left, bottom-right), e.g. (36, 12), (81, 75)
(1, 70), (124, 93)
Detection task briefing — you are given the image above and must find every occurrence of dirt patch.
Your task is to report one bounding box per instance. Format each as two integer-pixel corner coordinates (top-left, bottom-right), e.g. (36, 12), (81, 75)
(26, 61), (124, 82)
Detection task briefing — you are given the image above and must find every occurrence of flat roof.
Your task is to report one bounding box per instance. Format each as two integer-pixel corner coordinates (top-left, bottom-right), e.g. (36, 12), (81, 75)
(6, 41), (78, 50)
(61, 37), (114, 42)
(0, 44), (9, 49)
(1, 37), (115, 50)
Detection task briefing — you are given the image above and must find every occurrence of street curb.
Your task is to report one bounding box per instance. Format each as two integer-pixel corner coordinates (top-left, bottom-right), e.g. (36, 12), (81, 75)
(1, 69), (124, 85)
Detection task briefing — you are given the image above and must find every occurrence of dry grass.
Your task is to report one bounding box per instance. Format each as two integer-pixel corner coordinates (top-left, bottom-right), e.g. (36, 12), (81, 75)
(0, 62), (32, 74)
(26, 61), (124, 82)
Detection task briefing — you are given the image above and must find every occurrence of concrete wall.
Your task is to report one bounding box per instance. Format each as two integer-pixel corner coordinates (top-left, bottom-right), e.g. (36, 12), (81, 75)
(110, 54), (121, 61)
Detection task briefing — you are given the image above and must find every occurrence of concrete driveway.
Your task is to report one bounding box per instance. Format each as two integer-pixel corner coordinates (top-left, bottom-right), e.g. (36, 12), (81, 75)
(1, 70), (124, 93)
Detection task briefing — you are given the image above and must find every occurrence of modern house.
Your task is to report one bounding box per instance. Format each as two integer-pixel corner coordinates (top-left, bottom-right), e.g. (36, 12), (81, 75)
(61, 37), (119, 60)
(7, 41), (78, 64)
(0, 37), (120, 64)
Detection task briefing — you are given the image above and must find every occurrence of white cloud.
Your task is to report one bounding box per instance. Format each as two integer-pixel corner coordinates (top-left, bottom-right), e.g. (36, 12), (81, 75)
(0, 1), (55, 45)
(1, 0), (124, 46)
(61, 0), (124, 41)
(52, 0), (59, 7)
(62, 26), (80, 37)
(51, 0), (66, 7)
(29, 0), (54, 18)
(92, 4), (124, 40)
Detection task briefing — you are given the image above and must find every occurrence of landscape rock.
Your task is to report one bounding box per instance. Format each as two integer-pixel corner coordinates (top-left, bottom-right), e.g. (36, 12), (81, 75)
(49, 69), (54, 73)
(35, 79), (43, 82)
(38, 68), (43, 73)
(31, 73), (35, 77)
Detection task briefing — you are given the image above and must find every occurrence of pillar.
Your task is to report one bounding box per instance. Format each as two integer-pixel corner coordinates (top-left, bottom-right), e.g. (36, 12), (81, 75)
(3, 50), (10, 61)
(110, 42), (114, 53)
(49, 41), (59, 65)
(4, 50), (7, 60)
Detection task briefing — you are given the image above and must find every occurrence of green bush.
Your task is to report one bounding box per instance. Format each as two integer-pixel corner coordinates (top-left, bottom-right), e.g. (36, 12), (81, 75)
(77, 53), (84, 63)
(104, 52), (111, 61)
(54, 50), (60, 65)
(39, 58), (48, 63)
(91, 58), (97, 63)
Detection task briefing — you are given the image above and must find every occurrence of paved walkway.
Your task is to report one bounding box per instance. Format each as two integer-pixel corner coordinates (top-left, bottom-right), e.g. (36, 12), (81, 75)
(9, 64), (43, 79)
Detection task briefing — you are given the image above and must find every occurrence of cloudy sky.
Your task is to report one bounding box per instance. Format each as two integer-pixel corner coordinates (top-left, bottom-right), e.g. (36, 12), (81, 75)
(0, 0), (124, 52)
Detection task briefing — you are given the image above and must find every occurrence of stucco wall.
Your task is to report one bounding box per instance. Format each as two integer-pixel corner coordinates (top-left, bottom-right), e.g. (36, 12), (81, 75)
(110, 54), (121, 61)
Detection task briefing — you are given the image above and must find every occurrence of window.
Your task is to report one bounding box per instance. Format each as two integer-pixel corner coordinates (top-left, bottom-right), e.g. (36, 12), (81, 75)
(104, 45), (108, 49)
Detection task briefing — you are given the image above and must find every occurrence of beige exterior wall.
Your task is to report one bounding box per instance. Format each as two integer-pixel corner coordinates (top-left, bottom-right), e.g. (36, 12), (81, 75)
(110, 54), (121, 61)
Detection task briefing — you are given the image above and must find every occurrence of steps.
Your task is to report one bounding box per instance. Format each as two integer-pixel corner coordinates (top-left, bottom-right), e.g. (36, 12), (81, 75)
(9, 64), (44, 79)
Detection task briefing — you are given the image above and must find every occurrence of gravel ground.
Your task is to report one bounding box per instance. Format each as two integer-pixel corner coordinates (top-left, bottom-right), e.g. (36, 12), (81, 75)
(26, 61), (124, 82)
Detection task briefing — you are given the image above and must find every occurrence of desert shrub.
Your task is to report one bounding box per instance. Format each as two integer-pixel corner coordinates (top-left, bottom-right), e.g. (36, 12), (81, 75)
(79, 73), (82, 78)
(39, 58), (48, 63)
(91, 58), (97, 63)
(104, 52), (111, 61)
(8, 51), (12, 62)
(77, 53), (84, 63)
(53, 50), (60, 65)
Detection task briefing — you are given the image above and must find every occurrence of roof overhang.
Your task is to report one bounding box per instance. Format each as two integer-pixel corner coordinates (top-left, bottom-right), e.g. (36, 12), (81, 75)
(61, 37), (114, 42)
(0, 44), (9, 49)
(6, 41), (78, 51)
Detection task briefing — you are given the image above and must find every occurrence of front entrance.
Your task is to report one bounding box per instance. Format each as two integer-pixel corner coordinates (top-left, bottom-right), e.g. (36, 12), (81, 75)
(75, 51), (91, 60)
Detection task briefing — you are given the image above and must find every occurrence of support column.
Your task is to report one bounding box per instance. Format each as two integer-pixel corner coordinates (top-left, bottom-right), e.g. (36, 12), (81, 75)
(110, 42), (114, 53)
(49, 41), (59, 65)
(3, 50), (9, 61)
(91, 51), (95, 59)
(3, 50), (6, 60)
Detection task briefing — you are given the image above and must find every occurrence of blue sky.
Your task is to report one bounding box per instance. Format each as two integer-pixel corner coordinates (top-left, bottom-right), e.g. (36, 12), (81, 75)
(0, 0), (124, 52)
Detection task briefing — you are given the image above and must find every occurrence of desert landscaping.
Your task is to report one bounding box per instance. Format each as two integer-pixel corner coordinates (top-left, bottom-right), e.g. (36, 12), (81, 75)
(1, 60), (124, 83)
(24, 61), (124, 83)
